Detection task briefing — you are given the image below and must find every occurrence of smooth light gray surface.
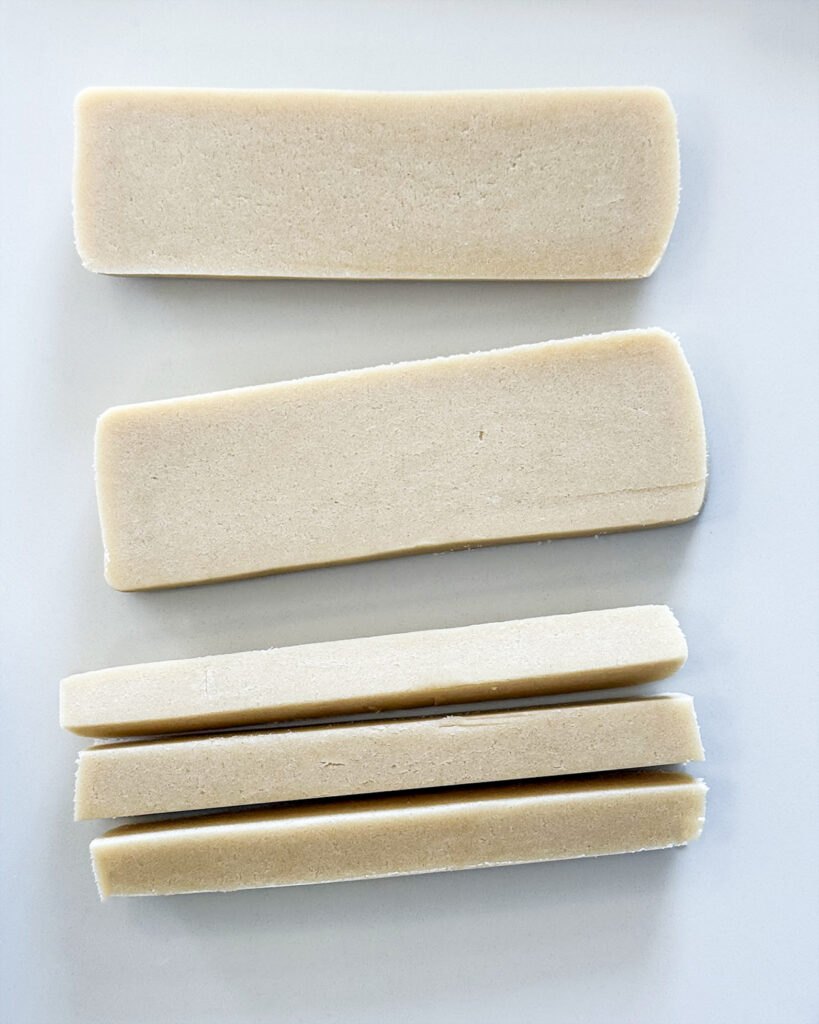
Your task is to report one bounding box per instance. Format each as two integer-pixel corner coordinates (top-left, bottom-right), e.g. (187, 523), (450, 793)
(1, 2), (817, 1023)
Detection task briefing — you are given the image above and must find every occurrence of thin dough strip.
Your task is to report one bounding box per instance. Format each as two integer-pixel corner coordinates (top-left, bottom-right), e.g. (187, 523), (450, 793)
(90, 771), (707, 897)
(60, 605), (688, 738)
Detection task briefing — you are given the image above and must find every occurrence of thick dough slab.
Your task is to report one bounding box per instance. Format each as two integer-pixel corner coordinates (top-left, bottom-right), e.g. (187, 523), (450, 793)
(74, 694), (703, 819)
(74, 87), (679, 279)
(60, 605), (687, 738)
(90, 770), (706, 897)
(95, 329), (707, 591)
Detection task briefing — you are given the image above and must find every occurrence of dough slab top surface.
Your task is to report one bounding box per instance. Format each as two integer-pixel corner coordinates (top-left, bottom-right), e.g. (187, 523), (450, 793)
(73, 87), (679, 279)
(94, 329), (707, 591)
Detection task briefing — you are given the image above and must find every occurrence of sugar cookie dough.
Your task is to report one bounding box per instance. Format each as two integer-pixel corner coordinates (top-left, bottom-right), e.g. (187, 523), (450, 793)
(75, 694), (703, 819)
(61, 605), (687, 738)
(74, 87), (679, 279)
(90, 770), (706, 897)
(94, 329), (707, 591)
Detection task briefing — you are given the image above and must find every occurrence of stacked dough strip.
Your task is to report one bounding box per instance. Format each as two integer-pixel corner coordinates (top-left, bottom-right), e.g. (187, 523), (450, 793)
(62, 605), (706, 897)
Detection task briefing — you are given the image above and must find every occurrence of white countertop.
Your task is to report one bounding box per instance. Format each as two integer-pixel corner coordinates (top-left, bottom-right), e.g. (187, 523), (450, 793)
(1, 2), (817, 1022)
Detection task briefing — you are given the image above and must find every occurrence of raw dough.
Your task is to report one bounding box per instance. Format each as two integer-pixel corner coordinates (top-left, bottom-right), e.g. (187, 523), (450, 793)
(60, 605), (687, 738)
(94, 329), (707, 591)
(74, 694), (703, 819)
(90, 770), (706, 897)
(74, 87), (679, 279)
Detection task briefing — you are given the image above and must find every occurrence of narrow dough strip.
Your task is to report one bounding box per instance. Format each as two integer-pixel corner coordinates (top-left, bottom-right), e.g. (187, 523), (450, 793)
(90, 770), (707, 897)
(75, 694), (704, 819)
(60, 605), (687, 738)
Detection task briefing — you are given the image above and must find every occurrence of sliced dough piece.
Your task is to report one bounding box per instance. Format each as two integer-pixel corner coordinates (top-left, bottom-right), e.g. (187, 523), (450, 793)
(95, 329), (707, 591)
(74, 87), (679, 279)
(90, 770), (706, 897)
(60, 605), (687, 739)
(74, 694), (704, 820)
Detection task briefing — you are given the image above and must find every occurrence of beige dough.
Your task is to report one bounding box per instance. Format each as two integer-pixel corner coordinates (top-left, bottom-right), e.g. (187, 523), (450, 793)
(60, 605), (687, 738)
(94, 329), (707, 591)
(74, 694), (703, 820)
(73, 87), (679, 279)
(90, 770), (706, 897)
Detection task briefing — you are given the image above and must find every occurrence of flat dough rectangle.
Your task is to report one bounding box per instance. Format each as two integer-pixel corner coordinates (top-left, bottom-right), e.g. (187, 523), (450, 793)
(94, 329), (707, 591)
(90, 770), (706, 897)
(74, 694), (704, 819)
(60, 605), (687, 738)
(74, 87), (679, 279)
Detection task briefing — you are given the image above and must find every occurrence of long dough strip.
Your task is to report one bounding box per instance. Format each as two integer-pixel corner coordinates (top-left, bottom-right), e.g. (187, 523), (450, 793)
(75, 694), (703, 820)
(91, 771), (706, 897)
(60, 605), (687, 739)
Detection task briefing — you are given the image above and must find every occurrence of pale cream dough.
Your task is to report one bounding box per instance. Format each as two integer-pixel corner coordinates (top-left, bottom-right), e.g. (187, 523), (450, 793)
(90, 770), (706, 897)
(60, 605), (687, 738)
(94, 329), (707, 591)
(74, 694), (703, 820)
(74, 87), (679, 279)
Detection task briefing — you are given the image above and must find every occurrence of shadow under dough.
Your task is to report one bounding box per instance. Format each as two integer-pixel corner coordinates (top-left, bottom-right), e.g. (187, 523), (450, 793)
(84, 849), (678, 1023)
(115, 518), (697, 669)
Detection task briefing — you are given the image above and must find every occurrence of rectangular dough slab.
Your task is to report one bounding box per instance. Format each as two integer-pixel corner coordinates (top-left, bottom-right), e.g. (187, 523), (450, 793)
(75, 694), (703, 820)
(90, 770), (706, 897)
(60, 605), (687, 738)
(95, 329), (707, 591)
(74, 87), (679, 279)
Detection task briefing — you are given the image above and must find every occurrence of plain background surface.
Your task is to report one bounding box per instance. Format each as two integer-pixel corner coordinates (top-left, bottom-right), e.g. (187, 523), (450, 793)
(1, 2), (818, 1022)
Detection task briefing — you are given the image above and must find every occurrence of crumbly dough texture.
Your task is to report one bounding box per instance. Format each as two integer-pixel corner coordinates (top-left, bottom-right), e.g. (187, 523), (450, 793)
(60, 605), (687, 738)
(74, 694), (703, 820)
(74, 87), (679, 279)
(94, 329), (707, 591)
(90, 770), (706, 897)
